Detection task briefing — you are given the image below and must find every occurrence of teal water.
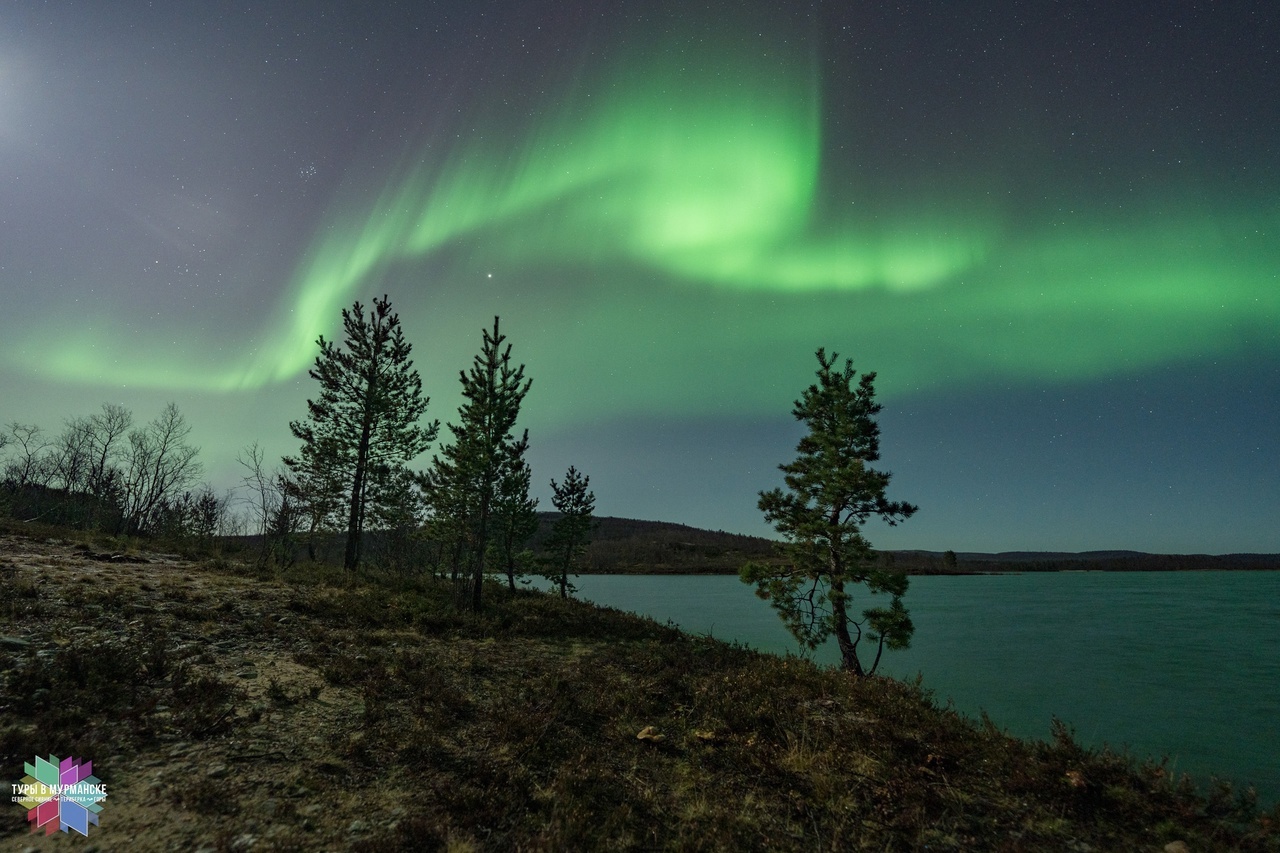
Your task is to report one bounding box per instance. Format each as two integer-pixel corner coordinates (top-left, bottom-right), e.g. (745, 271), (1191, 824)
(544, 571), (1280, 805)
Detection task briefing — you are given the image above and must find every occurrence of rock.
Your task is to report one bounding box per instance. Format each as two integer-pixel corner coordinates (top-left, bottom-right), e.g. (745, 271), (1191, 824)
(206, 764), (229, 779)
(1164, 843), (1190, 853)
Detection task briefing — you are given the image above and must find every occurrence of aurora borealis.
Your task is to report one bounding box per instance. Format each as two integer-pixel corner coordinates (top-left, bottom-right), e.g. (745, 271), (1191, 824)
(2, 1), (1277, 552)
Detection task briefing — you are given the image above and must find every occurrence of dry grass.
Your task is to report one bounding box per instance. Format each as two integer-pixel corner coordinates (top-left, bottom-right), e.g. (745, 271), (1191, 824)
(0, 530), (1276, 851)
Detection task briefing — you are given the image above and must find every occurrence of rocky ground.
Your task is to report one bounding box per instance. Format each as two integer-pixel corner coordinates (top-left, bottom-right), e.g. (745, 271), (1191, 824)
(0, 535), (402, 852)
(1, 532), (1275, 852)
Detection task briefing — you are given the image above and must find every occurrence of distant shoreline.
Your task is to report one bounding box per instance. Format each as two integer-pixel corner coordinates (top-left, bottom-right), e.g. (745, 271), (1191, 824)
(574, 563), (1280, 576)
(536, 514), (1280, 575)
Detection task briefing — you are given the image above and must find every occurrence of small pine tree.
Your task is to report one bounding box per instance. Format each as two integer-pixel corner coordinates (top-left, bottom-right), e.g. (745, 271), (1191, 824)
(284, 295), (438, 572)
(491, 446), (539, 590)
(423, 316), (532, 610)
(741, 349), (917, 676)
(544, 465), (595, 599)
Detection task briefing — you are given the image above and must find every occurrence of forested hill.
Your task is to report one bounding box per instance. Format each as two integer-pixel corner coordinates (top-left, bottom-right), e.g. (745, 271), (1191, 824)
(532, 514), (1280, 575)
(530, 514), (779, 574)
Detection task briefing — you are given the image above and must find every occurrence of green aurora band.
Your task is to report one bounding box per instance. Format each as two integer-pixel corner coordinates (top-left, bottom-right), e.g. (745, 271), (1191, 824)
(18, 29), (1279, 423)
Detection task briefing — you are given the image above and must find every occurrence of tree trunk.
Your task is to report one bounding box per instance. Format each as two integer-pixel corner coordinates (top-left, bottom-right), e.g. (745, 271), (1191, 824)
(343, 454), (366, 572)
(559, 535), (576, 599)
(470, 498), (489, 611)
(867, 634), (887, 676)
(306, 520), (317, 562)
(344, 397), (375, 572)
(830, 577), (866, 676)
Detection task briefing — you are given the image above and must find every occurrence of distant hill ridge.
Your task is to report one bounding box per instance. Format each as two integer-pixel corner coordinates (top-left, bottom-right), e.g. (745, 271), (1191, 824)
(531, 513), (778, 574)
(536, 514), (1280, 575)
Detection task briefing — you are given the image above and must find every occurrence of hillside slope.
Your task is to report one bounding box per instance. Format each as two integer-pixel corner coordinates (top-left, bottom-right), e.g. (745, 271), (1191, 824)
(1, 531), (1275, 851)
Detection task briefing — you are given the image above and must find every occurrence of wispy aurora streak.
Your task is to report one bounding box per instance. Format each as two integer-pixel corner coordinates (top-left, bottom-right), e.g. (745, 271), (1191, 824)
(21, 24), (1280, 411)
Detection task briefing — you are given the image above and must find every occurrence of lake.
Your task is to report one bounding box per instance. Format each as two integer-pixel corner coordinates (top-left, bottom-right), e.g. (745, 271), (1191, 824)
(534, 571), (1280, 805)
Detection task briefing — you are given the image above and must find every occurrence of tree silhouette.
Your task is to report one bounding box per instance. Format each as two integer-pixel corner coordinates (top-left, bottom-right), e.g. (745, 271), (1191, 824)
(119, 403), (203, 535)
(741, 349), (917, 675)
(423, 316), (531, 609)
(492, 449), (538, 590)
(544, 465), (596, 599)
(285, 295), (437, 572)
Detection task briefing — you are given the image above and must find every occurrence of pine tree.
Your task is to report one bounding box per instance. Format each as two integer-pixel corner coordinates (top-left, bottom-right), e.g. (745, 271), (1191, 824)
(491, 445), (539, 590)
(741, 349), (917, 676)
(284, 295), (437, 572)
(423, 467), (476, 583)
(423, 316), (532, 610)
(544, 465), (595, 599)
(281, 450), (345, 562)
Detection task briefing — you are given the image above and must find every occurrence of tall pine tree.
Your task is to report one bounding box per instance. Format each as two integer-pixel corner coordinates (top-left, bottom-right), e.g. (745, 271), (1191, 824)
(423, 316), (532, 610)
(741, 349), (917, 675)
(285, 295), (437, 572)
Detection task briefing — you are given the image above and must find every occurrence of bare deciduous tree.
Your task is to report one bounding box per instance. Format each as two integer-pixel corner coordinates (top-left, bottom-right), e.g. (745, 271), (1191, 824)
(84, 403), (133, 500)
(47, 417), (94, 493)
(238, 441), (303, 567)
(2, 423), (50, 488)
(238, 441), (282, 541)
(120, 403), (203, 535)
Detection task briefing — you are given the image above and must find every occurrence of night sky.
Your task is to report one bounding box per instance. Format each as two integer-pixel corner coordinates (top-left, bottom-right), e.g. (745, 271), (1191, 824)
(2, 1), (1277, 553)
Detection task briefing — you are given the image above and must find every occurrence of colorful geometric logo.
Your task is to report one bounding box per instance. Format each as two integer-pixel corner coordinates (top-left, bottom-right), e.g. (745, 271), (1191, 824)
(11, 755), (107, 837)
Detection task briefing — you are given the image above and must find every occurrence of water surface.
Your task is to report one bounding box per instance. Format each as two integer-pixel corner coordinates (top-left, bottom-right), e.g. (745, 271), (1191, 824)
(542, 571), (1280, 805)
